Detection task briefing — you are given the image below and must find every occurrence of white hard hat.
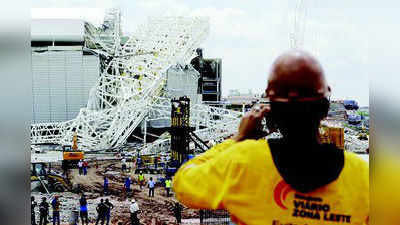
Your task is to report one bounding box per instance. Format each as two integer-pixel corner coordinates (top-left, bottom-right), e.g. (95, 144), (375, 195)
(131, 199), (135, 203)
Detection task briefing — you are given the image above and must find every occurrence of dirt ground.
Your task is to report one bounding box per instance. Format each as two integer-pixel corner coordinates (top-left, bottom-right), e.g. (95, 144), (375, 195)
(32, 160), (201, 225)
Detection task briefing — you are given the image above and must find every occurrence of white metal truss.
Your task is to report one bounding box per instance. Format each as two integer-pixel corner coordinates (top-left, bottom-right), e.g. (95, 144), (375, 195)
(84, 8), (122, 56)
(31, 13), (241, 152)
(289, 0), (308, 49)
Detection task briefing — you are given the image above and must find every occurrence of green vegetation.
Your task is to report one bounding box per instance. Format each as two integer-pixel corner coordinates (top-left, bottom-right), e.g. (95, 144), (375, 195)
(356, 111), (369, 117)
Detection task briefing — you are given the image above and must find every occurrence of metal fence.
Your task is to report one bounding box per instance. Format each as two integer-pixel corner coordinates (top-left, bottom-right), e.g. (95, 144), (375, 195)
(199, 209), (231, 224)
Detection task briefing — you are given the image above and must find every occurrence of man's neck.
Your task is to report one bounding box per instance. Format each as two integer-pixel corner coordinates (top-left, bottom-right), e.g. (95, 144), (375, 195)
(282, 132), (321, 148)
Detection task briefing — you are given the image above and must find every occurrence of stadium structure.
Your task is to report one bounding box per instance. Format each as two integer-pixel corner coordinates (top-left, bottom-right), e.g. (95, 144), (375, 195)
(31, 9), (242, 154)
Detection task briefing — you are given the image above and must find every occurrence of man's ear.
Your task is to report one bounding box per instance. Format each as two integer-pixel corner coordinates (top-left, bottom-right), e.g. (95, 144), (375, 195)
(320, 98), (330, 119)
(327, 86), (332, 98)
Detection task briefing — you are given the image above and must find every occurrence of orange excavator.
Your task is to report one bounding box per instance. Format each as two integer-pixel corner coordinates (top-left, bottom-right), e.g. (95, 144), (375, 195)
(62, 133), (84, 168)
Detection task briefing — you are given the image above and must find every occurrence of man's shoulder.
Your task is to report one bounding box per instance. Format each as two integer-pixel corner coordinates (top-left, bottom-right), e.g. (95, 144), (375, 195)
(228, 139), (269, 162)
(344, 151), (369, 170)
(342, 151), (369, 187)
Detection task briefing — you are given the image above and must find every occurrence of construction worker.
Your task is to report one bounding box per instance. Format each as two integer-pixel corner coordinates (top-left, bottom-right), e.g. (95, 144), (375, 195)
(51, 196), (61, 225)
(165, 177), (172, 197)
(39, 197), (49, 225)
(124, 177), (131, 193)
(138, 172), (145, 190)
(82, 160), (88, 176)
(31, 196), (37, 225)
(199, 209), (204, 224)
(136, 156), (141, 168)
(95, 199), (107, 225)
(129, 199), (140, 225)
(62, 160), (69, 178)
(39, 165), (47, 176)
(104, 199), (114, 225)
(79, 193), (89, 225)
(78, 160), (83, 175)
(148, 177), (155, 197)
(172, 50), (369, 225)
(154, 156), (158, 169)
(173, 202), (182, 224)
(121, 157), (127, 172)
(103, 177), (109, 195)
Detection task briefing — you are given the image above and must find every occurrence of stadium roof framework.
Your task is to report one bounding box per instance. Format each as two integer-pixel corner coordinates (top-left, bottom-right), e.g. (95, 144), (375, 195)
(31, 9), (242, 154)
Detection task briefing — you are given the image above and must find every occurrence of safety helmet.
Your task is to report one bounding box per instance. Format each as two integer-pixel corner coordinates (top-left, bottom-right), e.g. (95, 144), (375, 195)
(266, 51), (331, 102)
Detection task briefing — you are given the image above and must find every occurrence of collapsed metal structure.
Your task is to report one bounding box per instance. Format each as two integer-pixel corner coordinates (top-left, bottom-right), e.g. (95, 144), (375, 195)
(31, 9), (241, 154)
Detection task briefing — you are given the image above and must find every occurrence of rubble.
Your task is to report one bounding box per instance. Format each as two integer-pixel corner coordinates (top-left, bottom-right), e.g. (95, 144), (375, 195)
(344, 127), (369, 153)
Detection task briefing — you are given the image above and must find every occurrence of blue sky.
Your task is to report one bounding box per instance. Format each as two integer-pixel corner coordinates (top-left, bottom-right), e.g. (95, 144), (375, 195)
(30, 0), (386, 106)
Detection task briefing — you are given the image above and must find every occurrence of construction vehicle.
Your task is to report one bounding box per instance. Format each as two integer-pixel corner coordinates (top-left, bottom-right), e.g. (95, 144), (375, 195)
(61, 133), (85, 169)
(343, 100), (359, 110)
(61, 145), (84, 169)
(348, 114), (362, 125)
(319, 123), (345, 150)
(358, 127), (369, 141)
(134, 154), (164, 174)
(31, 152), (72, 193)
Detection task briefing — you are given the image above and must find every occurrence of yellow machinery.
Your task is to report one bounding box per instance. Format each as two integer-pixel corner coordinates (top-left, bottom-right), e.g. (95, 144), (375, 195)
(62, 133), (84, 168)
(62, 145), (84, 168)
(319, 124), (345, 150)
(134, 154), (164, 174)
(358, 127), (368, 141)
(63, 150), (84, 161)
(132, 154), (155, 165)
(141, 154), (155, 165)
(31, 156), (72, 193)
(31, 133), (84, 193)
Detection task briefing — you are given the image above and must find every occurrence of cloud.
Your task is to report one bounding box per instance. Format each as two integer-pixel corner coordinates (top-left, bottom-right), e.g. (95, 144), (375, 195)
(31, 0), (372, 105)
(136, 0), (191, 16)
(31, 8), (106, 26)
(190, 8), (245, 37)
(32, 0), (118, 8)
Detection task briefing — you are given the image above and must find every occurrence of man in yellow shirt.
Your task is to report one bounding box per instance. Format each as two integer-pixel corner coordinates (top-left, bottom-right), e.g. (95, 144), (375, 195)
(138, 171), (145, 190)
(165, 177), (172, 197)
(173, 50), (369, 225)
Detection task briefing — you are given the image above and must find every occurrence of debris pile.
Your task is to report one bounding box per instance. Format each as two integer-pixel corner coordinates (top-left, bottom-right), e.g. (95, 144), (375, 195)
(344, 127), (369, 153)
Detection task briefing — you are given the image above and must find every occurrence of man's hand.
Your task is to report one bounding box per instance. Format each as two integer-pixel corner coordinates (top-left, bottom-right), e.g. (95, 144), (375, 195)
(232, 104), (271, 142)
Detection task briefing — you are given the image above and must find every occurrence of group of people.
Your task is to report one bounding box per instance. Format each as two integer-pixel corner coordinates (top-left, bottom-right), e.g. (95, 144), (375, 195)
(103, 176), (134, 195)
(32, 194), (183, 225)
(78, 159), (89, 176)
(93, 198), (114, 225)
(103, 171), (171, 199)
(32, 193), (116, 225)
(124, 174), (156, 198)
(80, 194), (138, 225)
(31, 195), (61, 225)
(32, 156), (175, 225)
(137, 171), (172, 198)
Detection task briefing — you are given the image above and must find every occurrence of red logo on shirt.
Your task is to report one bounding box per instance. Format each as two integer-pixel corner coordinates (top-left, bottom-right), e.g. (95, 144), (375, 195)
(273, 180), (294, 210)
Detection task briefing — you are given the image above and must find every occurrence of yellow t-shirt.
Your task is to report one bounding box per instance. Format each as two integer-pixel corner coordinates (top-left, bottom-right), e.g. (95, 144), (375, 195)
(166, 179), (172, 188)
(173, 139), (369, 225)
(138, 174), (144, 181)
